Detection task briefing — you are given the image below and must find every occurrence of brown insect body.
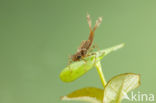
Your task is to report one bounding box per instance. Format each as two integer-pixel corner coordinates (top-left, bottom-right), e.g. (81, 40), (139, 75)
(71, 14), (102, 61)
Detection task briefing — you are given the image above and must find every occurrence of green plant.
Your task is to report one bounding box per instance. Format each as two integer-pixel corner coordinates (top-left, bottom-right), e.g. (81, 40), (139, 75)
(60, 43), (141, 103)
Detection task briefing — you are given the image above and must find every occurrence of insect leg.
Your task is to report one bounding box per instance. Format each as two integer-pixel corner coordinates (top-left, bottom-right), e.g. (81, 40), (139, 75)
(92, 43), (100, 51)
(93, 16), (102, 32)
(88, 46), (94, 53)
(67, 55), (72, 69)
(87, 42), (99, 53)
(81, 58), (87, 63)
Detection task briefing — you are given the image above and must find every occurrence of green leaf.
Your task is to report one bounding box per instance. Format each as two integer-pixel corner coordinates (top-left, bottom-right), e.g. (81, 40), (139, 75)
(103, 73), (141, 103)
(96, 43), (125, 60)
(60, 55), (96, 82)
(60, 43), (124, 82)
(61, 87), (104, 103)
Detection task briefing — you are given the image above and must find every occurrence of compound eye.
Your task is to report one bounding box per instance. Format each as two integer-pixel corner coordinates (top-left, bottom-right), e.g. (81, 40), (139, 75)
(77, 55), (81, 59)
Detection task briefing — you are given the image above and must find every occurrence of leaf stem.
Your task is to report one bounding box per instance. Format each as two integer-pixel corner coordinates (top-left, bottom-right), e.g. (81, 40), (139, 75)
(95, 61), (107, 88)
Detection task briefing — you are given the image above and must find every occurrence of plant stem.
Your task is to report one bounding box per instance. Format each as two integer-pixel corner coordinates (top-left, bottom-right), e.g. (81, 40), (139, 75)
(95, 61), (107, 88)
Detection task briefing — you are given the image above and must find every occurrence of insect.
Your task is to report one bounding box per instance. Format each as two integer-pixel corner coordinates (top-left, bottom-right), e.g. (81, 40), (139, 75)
(70, 14), (102, 62)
